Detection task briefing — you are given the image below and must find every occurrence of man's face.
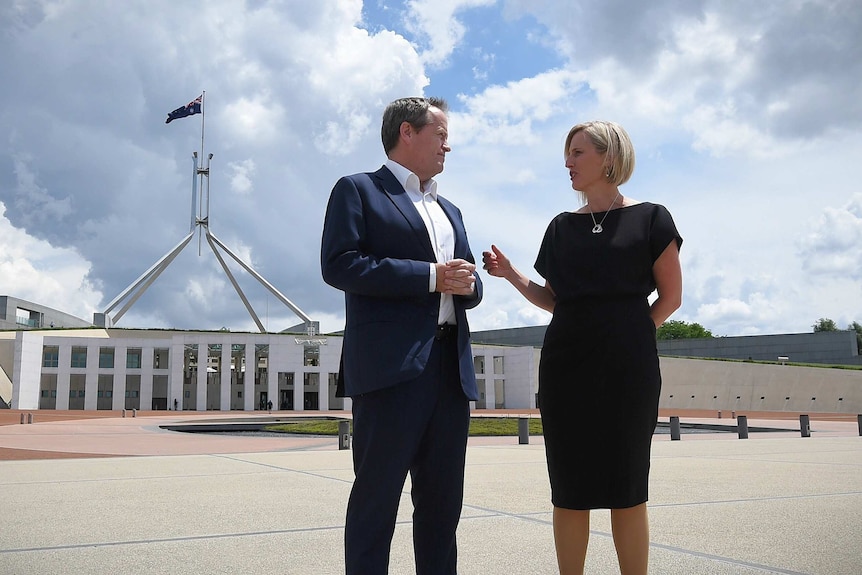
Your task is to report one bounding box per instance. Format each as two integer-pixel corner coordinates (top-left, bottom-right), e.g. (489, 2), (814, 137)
(408, 106), (450, 183)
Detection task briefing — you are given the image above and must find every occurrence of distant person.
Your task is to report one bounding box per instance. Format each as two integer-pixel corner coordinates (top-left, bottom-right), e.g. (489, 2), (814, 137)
(482, 120), (682, 575)
(321, 96), (482, 574)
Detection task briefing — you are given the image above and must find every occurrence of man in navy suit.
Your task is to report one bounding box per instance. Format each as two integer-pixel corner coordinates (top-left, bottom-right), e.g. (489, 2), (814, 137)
(321, 97), (482, 574)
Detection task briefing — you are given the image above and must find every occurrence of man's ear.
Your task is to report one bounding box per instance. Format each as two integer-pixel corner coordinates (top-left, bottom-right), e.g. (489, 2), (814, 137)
(399, 121), (413, 142)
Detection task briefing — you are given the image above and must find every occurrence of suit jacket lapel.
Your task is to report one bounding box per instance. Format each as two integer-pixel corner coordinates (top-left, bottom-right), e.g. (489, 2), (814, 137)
(437, 196), (465, 257)
(371, 166), (436, 260)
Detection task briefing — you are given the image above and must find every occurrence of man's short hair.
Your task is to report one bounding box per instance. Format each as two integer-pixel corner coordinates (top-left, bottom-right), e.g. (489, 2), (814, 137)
(381, 97), (448, 155)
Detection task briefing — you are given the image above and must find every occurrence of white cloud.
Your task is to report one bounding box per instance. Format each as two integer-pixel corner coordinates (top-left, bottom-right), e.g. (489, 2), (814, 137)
(228, 159), (256, 196)
(0, 202), (102, 321)
(222, 96), (285, 145)
(405, 0), (497, 67)
(798, 193), (862, 279)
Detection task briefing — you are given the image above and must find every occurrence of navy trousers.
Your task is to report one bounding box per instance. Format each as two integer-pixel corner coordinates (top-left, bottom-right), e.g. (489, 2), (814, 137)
(345, 332), (469, 575)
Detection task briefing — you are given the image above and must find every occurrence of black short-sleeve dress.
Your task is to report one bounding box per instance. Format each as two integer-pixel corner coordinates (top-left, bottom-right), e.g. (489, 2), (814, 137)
(534, 202), (682, 510)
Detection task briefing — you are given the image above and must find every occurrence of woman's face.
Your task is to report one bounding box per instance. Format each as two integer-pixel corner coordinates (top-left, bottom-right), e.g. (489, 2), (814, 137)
(565, 130), (607, 193)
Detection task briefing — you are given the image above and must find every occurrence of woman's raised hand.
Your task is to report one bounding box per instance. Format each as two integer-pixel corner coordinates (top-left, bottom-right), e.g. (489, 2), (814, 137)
(482, 244), (512, 278)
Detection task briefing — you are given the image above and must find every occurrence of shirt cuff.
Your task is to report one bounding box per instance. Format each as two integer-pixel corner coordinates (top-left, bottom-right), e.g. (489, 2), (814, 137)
(428, 262), (436, 293)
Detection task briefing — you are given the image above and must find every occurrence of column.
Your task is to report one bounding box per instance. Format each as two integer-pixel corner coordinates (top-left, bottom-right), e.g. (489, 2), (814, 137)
(112, 344), (127, 410)
(220, 338), (231, 411)
(56, 342), (71, 410)
(196, 339), (207, 411)
(244, 337), (255, 411)
(169, 340), (185, 410)
(84, 343), (100, 410)
(140, 346), (154, 410)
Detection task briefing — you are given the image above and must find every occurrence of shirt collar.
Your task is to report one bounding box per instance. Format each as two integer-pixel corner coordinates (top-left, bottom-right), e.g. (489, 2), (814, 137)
(385, 159), (438, 200)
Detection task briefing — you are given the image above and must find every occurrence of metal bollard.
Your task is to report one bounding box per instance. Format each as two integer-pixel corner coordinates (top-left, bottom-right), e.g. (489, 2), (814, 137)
(669, 416), (681, 441)
(737, 415), (748, 439)
(132, 408), (137, 418)
(122, 409), (126, 418)
(799, 414), (811, 438)
(857, 414), (861, 437)
(518, 417), (529, 445)
(27, 413), (34, 424)
(20, 413), (25, 424)
(338, 420), (351, 450)
(717, 410), (722, 419)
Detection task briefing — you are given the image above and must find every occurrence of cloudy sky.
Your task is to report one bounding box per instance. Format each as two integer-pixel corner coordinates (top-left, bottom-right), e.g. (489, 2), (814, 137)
(1, 0), (861, 337)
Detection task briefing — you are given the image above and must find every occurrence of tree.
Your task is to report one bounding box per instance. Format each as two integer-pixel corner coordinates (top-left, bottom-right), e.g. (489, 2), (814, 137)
(656, 320), (714, 340)
(812, 318), (838, 332)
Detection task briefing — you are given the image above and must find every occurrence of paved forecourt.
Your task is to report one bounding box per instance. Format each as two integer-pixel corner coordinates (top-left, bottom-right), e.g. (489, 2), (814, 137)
(0, 412), (860, 574)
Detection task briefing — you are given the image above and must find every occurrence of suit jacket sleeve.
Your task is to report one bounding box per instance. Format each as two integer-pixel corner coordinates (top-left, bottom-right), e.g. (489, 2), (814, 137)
(321, 173), (432, 298)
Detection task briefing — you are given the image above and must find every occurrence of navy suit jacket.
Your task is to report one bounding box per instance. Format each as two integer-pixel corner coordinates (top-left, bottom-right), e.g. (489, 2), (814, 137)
(321, 165), (482, 399)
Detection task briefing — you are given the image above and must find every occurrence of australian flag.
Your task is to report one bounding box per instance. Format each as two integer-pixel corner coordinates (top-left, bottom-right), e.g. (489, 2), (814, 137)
(165, 95), (202, 124)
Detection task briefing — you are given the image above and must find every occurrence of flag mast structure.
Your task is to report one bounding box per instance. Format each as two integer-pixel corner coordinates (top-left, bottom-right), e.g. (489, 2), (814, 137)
(94, 93), (318, 337)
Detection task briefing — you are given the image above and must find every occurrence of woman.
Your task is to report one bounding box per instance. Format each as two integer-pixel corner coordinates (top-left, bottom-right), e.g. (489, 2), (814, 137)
(482, 121), (682, 575)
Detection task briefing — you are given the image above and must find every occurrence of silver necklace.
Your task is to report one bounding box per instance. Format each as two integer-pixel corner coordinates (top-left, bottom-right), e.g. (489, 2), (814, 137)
(588, 192), (621, 234)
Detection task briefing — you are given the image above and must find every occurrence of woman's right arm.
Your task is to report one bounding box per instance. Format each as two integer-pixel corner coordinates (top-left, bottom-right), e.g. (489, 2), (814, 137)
(482, 244), (556, 313)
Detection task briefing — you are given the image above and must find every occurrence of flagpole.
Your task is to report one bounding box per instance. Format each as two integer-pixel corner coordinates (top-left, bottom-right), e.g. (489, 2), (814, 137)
(197, 91), (207, 255)
(199, 91), (206, 163)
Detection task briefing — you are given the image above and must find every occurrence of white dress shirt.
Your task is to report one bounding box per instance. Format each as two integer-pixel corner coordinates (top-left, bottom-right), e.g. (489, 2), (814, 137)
(385, 159), (456, 325)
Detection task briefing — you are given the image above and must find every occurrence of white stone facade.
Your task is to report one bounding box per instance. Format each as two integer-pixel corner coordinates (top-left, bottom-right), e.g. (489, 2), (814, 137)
(2, 329), (539, 412)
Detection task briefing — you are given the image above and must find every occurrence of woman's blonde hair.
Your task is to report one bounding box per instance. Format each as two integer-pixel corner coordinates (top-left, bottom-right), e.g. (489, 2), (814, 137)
(564, 120), (636, 188)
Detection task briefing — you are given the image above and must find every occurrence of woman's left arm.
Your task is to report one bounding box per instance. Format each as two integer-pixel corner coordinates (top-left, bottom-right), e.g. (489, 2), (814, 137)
(650, 241), (682, 327)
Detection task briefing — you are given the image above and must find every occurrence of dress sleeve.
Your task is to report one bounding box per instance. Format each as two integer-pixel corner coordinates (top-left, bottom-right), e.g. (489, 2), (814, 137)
(650, 204), (683, 262)
(534, 217), (557, 280)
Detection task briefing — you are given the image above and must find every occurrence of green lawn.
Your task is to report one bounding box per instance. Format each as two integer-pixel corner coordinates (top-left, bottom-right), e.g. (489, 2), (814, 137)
(265, 417), (543, 436)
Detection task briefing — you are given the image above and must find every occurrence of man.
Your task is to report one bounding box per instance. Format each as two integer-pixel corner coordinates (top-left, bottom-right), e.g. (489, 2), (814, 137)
(321, 97), (482, 574)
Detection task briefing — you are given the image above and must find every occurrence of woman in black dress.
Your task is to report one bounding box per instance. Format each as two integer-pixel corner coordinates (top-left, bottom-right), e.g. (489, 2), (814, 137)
(482, 121), (682, 575)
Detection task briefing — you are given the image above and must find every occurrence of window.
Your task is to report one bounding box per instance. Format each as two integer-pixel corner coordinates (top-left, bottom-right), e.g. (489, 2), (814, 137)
(474, 355), (485, 374)
(127, 349), (142, 369)
(42, 347), (59, 368)
(304, 345), (320, 366)
(99, 348), (115, 369)
(153, 348), (169, 369)
(493, 356), (505, 375)
(71, 347), (87, 368)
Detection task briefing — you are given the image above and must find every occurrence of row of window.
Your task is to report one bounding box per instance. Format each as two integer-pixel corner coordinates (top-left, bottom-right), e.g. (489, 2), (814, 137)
(40, 390), (139, 398)
(43, 347), (166, 369)
(42, 345), (508, 374)
(42, 347), (276, 370)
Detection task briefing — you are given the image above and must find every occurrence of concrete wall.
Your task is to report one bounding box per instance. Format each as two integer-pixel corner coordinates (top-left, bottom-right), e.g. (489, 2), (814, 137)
(473, 327), (862, 367)
(0, 334), (13, 407)
(0, 296), (92, 330)
(0, 367), (11, 408)
(660, 356), (862, 413)
(472, 345), (537, 409)
(658, 331), (861, 366)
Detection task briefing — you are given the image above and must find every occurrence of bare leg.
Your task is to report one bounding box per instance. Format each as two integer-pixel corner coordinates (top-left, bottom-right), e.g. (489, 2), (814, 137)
(610, 503), (649, 575)
(553, 507), (590, 575)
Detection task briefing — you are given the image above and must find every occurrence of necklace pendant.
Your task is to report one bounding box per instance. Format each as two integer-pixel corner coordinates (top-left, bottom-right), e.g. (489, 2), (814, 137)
(592, 224), (603, 234)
